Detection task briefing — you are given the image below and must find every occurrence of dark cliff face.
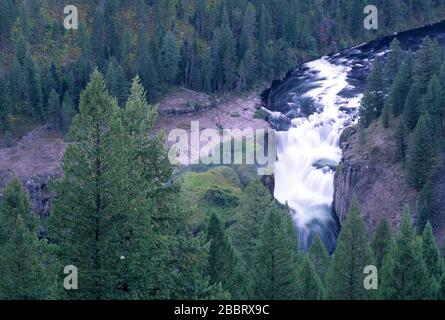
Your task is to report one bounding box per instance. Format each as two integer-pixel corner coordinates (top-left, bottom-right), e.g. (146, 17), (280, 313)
(332, 121), (417, 234)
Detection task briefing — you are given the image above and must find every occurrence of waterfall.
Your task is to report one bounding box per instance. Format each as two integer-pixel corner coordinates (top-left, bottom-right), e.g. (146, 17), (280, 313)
(262, 20), (445, 253)
(272, 57), (363, 253)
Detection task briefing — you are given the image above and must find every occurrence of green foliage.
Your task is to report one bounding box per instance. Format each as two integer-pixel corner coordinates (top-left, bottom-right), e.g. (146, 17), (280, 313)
(403, 83), (422, 131)
(308, 235), (330, 282)
(388, 55), (412, 117)
(45, 89), (60, 131)
(416, 182), (435, 233)
(49, 70), (172, 299)
(395, 120), (407, 163)
(207, 212), (246, 299)
(325, 197), (374, 300)
(384, 39), (403, 88)
(252, 206), (299, 300)
(0, 179), (55, 299)
(60, 92), (75, 135)
(422, 222), (443, 282)
(371, 217), (393, 269)
(381, 207), (436, 299)
(360, 60), (384, 127)
(296, 256), (325, 300)
(406, 114), (436, 190)
(160, 31), (181, 85)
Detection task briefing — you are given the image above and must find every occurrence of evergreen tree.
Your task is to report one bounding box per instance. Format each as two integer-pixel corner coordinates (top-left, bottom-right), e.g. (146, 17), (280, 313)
(403, 83), (422, 131)
(417, 182), (435, 233)
(0, 78), (11, 133)
(422, 75), (444, 137)
(171, 232), (230, 300)
(60, 92), (76, 134)
(308, 234), (330, 282)
(359, 60), (384, 127)
(380, 206), (435, 299)
(395, 120), (407, 163)
(413, 37), (441, 93)
(388, 55), (412, 117)
(106, 60), (128, 107)
(0, 179), (55, 299)
(325, 197), (374, 300)
(45, 89), (60, 131)
(371, 217), (393, 269)
(382, 103), (390, 128)
(252, 206), (299, 300)
(422, 222), (443, 282)
(384, 38), (403, 88)
(406, 113), (436, 190)
(136, 31), (159, 101)
(296, 256), (325, 300)
(207, 212), (245, 299)
(0, 215), (53, 299)
(49, 70), (168, 299)
(160, 31), (181, 85)
(231, 179), (272, 269)
(0, 178), (37, 242)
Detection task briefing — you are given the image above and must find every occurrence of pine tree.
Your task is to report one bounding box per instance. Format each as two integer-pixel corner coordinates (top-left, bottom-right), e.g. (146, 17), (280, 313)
(0, 179), (55, 299)
(380, 206), (435, 299)
(0, 178), (37, 243)
(359, 60), (384, 128)
(106, 59), (128, 107)
(413, 37), (441, 93)
(325, 197), (374, 300)
(207, 212), (245, 299)
(382, 103), (390, 128)
(403, 83), (421, 131)
(384, 38), (403, 88)
(406, 113), (436, 190)
(136, 31), (159, 101)
(361, 60), (385, 127)
(422, 222), (443, 282)
(252, 207), (299, 300)
(0, 78), (11, 133)
(308, 234), (330, 282)
(45, 89), (60, 131)
(0, 215), (53, 299)
(296, 256), (325, 300)
(160, 31), (181, 85)
(417, 182), (435, 233)
(388, 55), (412, 117)
(60, 91), (76, 134)
(231, 179), (272, 269)
(171, 232), (230, 300)
(371, 217), (393, 269)
(48, 70), (167, 299)
(422, 75), (444, 138)
(395, 120), (407, 163)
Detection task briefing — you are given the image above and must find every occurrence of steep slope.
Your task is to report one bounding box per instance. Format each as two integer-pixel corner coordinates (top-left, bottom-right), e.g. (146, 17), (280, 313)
(333, 120), (417, 234)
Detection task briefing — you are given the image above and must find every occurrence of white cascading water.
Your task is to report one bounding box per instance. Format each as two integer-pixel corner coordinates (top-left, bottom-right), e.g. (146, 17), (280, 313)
(273, 57), (362, 249)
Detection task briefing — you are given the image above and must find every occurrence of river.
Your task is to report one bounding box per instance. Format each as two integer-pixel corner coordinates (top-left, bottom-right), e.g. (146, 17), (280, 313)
(262, 21), (445, 253)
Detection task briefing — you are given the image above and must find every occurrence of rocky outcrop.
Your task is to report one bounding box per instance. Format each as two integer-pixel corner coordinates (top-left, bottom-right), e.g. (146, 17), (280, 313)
(0, 126), (65, 222)
(333, 121), (417, 234)
(157, 87), (215, 116)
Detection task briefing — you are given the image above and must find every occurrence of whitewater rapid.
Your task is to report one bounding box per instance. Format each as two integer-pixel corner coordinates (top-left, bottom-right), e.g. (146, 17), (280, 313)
(273, 57), (362, 251)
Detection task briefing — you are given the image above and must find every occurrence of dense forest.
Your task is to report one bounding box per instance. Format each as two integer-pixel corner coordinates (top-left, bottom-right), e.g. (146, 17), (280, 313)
(2, 0), (445, 139)
(2, 0), (445, 301)
(359, 37), (445, 234)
